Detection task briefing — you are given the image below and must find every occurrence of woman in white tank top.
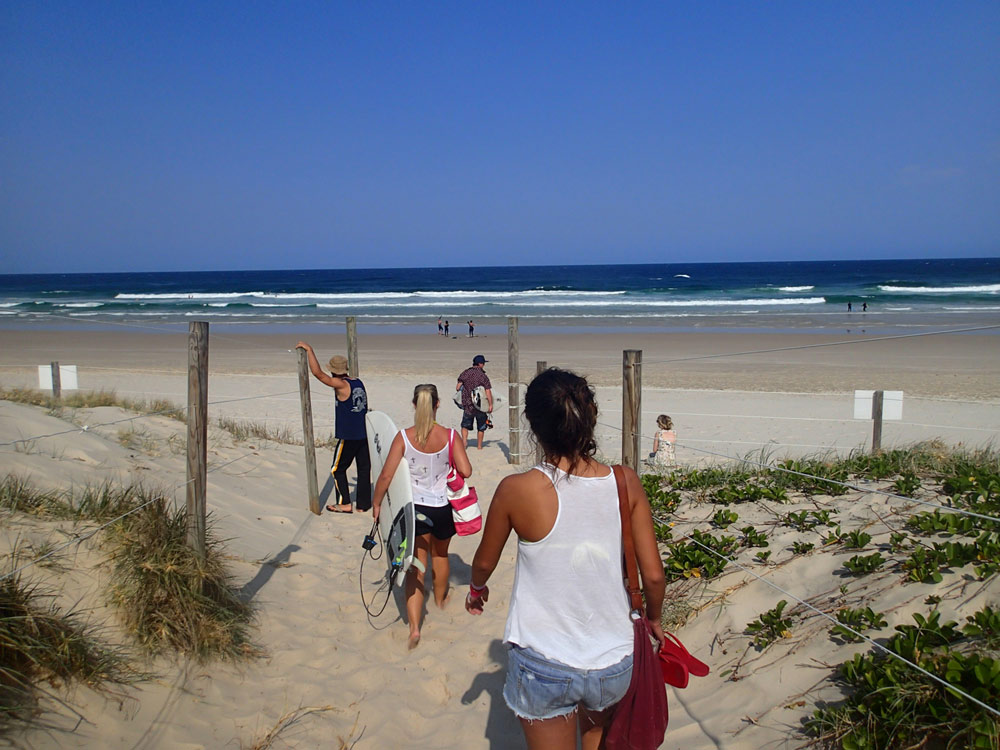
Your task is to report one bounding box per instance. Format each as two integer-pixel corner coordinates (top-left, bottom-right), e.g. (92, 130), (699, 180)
(465, 369), (665, 750)
(372, 384), (472, 650)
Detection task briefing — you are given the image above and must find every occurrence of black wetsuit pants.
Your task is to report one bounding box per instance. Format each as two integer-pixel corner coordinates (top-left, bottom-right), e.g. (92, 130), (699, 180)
(330, 438), (372, 511)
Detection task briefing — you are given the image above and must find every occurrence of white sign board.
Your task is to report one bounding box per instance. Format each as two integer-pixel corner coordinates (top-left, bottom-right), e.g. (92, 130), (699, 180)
(853, 390), (903, 420)
(38, 365), (78, 391)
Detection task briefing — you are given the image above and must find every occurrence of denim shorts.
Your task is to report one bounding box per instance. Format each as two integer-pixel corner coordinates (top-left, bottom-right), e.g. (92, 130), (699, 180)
(503, 644), (633, 721)
(461, 410), (488, 432)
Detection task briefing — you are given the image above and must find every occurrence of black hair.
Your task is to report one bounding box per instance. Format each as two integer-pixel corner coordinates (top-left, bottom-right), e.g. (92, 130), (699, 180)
(524, 368), (597, 472)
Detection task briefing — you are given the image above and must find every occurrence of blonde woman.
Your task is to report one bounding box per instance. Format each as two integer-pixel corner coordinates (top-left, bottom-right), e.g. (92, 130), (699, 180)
(651, 414), (676, 467)
(372, 384), (472, 649)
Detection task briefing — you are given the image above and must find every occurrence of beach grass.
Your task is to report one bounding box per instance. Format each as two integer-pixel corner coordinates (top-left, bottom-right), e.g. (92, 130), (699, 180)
(0, 560), (137, 730)
(102, 496), (260, 662)
(216, 416), (297, 445)
(0, 387), (185, 422)
(0, 474), (151, 524)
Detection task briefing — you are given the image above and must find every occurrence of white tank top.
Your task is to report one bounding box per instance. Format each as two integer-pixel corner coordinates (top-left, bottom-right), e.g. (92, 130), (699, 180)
(503, 464), (633, 669)
(400, 429), (451, 507)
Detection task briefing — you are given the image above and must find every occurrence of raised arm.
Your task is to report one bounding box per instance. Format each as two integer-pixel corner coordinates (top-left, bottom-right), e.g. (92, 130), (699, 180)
(295, 341), (343, 388)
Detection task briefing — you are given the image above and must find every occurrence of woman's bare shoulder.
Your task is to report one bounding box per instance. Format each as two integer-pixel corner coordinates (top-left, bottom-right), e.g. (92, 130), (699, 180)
(496, 467), (549, 495)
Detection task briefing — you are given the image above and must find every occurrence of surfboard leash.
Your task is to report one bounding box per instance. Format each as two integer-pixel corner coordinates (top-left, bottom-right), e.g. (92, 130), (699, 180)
(359, 520), (395, 618)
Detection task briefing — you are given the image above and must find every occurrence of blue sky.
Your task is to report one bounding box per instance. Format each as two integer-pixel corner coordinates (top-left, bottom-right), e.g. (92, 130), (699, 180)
(1, 1), (998, 273)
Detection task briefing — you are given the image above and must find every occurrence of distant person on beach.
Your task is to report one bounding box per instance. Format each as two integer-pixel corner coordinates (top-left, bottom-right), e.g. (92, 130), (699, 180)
(862, 302), (867, 312)
(465, 368), (665, 750)
(468, 320), (475, 337)
(457, 355), (494, 450)
(651, 414), (676, 467)
(444, 320), (450, 336)
(847, 301), (852, 312)
(438, 317), (443, 335)
(296, 342), (371, 513)
(372, 384), (472, 649)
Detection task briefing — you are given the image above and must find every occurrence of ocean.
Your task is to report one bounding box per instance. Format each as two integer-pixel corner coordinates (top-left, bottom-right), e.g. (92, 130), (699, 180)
(1, 257), (998, 335)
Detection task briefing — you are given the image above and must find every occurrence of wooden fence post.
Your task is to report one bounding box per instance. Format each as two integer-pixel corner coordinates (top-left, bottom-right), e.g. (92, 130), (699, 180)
(186, 322), (208, 560)
(508, 317), (520, 465)
(50, 361), (61, 399)
(622, 350), (642, 471)
(297, 349), (321, 514)
(534, 361), (546, 465)
(346, 316), (359, 378)
(871, 389), (884, 453)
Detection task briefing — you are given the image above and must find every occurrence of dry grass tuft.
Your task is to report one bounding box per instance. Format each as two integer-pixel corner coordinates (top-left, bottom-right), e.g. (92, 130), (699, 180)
(239, 705), (351, 750)
(0, 564), (137, 730)
(103, 497), (261, 662)
(0, 387), (185, 421)
(216, 416), (297, 445)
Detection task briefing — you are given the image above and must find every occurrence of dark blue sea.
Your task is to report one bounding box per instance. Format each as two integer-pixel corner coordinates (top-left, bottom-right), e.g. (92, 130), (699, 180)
(1, 258), (998, 334)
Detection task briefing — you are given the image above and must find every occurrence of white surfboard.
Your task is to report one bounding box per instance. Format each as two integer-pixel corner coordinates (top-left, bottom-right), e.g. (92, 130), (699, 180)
(366, 411), (417, 587)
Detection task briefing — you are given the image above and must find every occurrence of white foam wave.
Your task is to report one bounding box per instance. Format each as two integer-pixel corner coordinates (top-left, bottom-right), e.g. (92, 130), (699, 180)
(943, 305), (1000, 311)
(885, 307), (913, 311)
(879, 284), (1000, 294)
(315, 297), (826, 309)
(56, 302), (102, 308)
(777, 286), (815, 292)
(115, 289), (625, 302)
(115, 292), (260, 300)
(0, 302), (22, 308)
(208, 303), (229, 307)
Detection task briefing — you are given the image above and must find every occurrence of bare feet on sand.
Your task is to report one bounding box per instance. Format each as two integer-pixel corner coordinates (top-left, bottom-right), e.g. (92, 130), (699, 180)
(408, 631), (421, 650)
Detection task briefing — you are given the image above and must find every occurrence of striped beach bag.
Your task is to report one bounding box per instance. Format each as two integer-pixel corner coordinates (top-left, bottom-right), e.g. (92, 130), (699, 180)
(446, 430), (482, 536)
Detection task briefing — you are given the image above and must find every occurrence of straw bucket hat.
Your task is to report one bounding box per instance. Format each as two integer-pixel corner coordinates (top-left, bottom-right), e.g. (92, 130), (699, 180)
(328, 355), (349, 375)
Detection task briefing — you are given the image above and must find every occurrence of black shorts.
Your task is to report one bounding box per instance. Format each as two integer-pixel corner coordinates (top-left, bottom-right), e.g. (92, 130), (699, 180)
(461, 410), (487, 432)
(414, 503), (456, 540)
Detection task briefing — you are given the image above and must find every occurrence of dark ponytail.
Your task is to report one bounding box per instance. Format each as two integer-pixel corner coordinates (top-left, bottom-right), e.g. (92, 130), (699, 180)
(524, 368), (598, 473)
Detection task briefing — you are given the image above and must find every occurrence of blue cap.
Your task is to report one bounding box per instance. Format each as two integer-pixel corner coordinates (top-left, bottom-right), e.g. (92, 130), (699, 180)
(473, 355), (487, 365)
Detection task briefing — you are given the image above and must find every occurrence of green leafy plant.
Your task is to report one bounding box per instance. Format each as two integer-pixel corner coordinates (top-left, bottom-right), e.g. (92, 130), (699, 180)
(893, 471), (921, 496)
(662, 530), (738, 582)
(810, 606), (1000, 750)
(745, 600), (793, 650)
(843, 530), (872, 550)
(711, 508), (738, 529)
(783, 510), (814, 531)
(811, 509), (836, 526)
(843, 553), (886, 576)
(754, 550), (771, 564)
(641, 474), (682, 515)
(821, 525), (844, 546)
(740, 525), (768, 548)
(889, 531), (911, 551)
(830, 606), (888, 642)
(791, 541), (815, 555)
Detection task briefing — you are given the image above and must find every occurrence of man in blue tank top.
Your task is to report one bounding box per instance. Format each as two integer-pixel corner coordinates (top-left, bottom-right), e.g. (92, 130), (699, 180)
(296, 342), (371, 513)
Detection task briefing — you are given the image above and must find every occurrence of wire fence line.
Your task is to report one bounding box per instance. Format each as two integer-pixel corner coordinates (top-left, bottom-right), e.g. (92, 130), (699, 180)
(636, 323), (1000, 368)
(595, 419), (1000, 526)
(0, 389), (303, 449)
(651, 513), (1000, 720)
(0, 448), (262, 583)
(599, 405), (1000, 435)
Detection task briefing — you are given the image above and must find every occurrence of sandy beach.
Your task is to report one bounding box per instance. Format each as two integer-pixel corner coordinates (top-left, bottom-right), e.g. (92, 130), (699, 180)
(2, 325), (999, 749)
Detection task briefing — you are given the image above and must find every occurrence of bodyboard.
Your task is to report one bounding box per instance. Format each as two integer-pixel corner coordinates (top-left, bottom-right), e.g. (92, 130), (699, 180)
(366, 411), (416, 586)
